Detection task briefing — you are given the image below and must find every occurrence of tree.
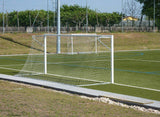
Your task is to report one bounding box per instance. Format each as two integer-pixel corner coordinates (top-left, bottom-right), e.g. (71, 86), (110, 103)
(0, 5), (122, 28)
(136, 0), (160, 30)
(124, 0), (143, 27)
(61, 5), (86, 27)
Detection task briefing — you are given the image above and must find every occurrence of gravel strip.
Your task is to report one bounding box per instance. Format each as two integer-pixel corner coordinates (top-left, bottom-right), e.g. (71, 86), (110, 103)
(80, 96), (160, 115)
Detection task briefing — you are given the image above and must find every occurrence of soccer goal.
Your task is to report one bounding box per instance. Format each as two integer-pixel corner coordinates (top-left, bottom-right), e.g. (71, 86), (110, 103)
(17, 34), (114, 86)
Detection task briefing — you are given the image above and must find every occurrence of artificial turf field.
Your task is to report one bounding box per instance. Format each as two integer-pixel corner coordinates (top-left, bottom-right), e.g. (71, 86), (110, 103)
(0, 49), (160, 101)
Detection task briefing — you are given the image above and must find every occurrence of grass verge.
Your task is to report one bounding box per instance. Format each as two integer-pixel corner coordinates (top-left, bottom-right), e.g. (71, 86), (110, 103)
(0, 80), (159, 117)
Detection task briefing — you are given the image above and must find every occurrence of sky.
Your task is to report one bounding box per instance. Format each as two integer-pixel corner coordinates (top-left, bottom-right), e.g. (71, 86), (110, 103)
(0, 0), (122, 13)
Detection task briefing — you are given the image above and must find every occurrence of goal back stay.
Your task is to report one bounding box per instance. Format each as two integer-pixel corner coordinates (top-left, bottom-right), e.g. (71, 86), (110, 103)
(18, 34), (114, 85)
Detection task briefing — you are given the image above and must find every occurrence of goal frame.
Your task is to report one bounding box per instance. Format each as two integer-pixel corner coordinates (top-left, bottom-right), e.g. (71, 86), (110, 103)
(36, 34), (114, 84)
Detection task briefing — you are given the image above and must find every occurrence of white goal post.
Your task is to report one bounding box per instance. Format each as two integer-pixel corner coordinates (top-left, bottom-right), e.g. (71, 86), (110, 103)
(39, 34), (114, 84)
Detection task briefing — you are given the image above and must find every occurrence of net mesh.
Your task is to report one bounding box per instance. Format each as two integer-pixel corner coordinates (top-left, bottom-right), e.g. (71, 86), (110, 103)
(16, 36), (45, 76)
(16, 34), (113, 86)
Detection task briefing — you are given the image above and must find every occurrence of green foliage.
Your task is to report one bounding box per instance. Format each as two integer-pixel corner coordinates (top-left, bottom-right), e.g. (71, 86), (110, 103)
(61, 5), (86, 27)
(0, 5), (122, 27)
(136, 0), (160, 29)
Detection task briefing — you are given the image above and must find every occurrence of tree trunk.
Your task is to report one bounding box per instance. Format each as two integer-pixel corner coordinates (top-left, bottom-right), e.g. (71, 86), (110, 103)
(139, 14), (143, 31)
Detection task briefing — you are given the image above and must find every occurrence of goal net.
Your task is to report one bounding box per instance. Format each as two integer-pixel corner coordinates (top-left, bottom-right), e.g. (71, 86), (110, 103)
(16, 34), (114, 86)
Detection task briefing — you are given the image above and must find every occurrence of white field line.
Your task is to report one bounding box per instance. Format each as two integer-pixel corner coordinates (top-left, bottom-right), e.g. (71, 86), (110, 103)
(0, 66), (21, 72)
(79, 82), (160, 92)
(0, 54), (29, 57)
(0, 52), (107, 57)
(55, 59), (108, 64)
(115, 49), (160, 53)
(56, 58), (160, 64)
(114, 83), (160, 92)
(46, 73), (104, 83)
(115, 59), (160, 63)
(78, 82), (111, 87)
(0, 58), (159, 69)
(1, 66), (160, 92)
(0, 66), (104, 83)
(0, 53), (45, 57)
(51, 58), (160, 65)
(0, 64), (24, 67)
(0, 60), (107, 67)
(0, 49), (159, 57)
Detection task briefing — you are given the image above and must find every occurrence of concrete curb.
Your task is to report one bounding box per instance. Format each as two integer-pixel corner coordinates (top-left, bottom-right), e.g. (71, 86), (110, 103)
(0, 74), (160, 110)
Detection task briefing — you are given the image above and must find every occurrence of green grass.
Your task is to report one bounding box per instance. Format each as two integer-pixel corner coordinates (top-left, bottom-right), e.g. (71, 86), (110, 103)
(83, 84), (160, 101)
(0, 50), (160, 101)
(114, 50), (160, 90)
(0, 33), (160, 102)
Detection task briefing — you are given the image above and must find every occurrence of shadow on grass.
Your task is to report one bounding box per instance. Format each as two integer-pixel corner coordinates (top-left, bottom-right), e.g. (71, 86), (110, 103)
(0, 35), (44, 53)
